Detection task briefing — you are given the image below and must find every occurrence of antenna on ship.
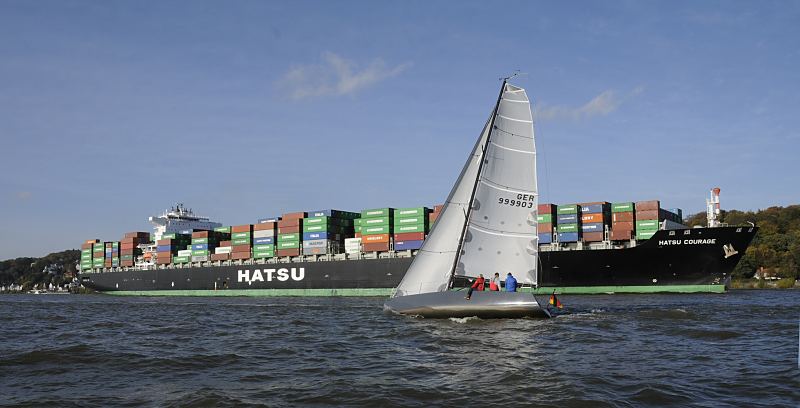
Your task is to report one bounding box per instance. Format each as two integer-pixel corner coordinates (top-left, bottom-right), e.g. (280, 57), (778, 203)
(500, 70), (526, 82)
(706, 187), (721, 228)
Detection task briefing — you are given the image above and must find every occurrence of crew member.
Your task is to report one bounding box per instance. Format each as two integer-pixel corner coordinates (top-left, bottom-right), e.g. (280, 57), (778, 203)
(489, 273), (501, 291)
(465, 274), (485, 300)
(505, 273), (517, 292)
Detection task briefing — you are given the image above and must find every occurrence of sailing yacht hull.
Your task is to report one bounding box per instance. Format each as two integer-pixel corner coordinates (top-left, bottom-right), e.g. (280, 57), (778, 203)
(383, 291), (551, 318)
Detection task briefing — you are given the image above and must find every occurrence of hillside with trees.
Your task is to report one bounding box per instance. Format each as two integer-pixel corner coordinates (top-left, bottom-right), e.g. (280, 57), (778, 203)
(684, 205), (800, 279)
(0, 250), (80, 289)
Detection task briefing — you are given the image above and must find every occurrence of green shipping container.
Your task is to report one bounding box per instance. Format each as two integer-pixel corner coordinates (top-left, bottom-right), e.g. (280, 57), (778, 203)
(162, 233), (177, 239)
(362, 216), (391, 226)
(253, 250), (274, 258)
(121, 254), (134, 260)
(214, 226), (231, 233)
(303, 224), (330, 233)
(636, 230), (656, 240)
(396, 207), (428, 217)
(278, 233), (300, 241)
(612, 202), (635, 213)
(395, 223), (426, 233)
(393, 216), (427, 226)
(354, 218), (362, 227)
(557, 204), (579, 215)
(362, 225), (391, 234)
(557, 223), (579, 233)
(192, 237), (208, 244)
(636, 220), (660, 231)
(81, 253), (92, 260)
(354, 225), (362, 233)
(232, 232), (251, 239)
(231, 238), (250, 246)
(304, 216), (330, 225)
(192, 250), (209, 256)
(173, 256), (190, 263)
(278, 241), (300, 249)
(537, 214), (553, 223)
(361, 208), (393, 218)
(254, 244), (275, 251)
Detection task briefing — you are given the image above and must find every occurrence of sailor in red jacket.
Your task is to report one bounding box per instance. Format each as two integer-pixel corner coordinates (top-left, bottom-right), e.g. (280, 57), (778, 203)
(465, 274), (485, 300)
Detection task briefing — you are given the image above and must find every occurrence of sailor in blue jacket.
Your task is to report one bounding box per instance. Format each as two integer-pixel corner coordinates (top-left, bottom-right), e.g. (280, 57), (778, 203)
(505, 273), (517, 292)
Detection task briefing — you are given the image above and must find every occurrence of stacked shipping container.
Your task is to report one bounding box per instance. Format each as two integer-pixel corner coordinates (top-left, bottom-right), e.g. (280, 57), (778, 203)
(230, 224), (254, 260)
(537, 204), (555, 244)
(121, 232), (150, 267)
(156, 233), (191, 264)
(580, 202), (610, 242)
(556, 204), (581, 242)
(302, 210), (358, 255)
(393, 207), (429, 251)
(360, 208), (393, 252)
(211, 226), (233, 261)
(277, 212), (305, 257)
(611, 202), (635, 241)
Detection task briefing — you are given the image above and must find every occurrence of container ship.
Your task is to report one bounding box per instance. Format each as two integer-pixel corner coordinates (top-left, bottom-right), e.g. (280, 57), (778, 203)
(78, 188), (757, 295)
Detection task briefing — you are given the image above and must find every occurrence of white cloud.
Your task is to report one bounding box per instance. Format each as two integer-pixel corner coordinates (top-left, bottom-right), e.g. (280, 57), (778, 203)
(280, 52), (412, 100)
(536, 86), (644, 121)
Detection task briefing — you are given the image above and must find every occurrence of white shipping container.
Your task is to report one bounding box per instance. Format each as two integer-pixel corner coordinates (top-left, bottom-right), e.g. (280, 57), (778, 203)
(253, 230), (275, 238)
(345, 248), (361, 254)
(215, 246), (232, 254)
(192, 255), (209, 262)
(178, 250), (193, 257)
(302, 239), (327, 248)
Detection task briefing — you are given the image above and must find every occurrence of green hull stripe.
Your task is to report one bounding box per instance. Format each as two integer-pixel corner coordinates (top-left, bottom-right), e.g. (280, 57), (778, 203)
(526, 284), (726, 294)
(101, 284), (725, 297)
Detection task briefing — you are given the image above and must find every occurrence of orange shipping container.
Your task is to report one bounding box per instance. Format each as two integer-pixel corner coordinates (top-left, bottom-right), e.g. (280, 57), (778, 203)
(282, 212), (307, 220)
(610, 230), (632, 241)
(278, 219), (301, 228)
(231, 224), (253, 233)
(363, 233), (390, 243)
(612, 221), (634, 231)
(278, 225), (300, 234)
(583, 232), (604, 242)
(192, 231), (210, 239)
(635, 200), (660, 211)
(277, 248), (301, 257)
(581, 213), (605, 223)
(635, 210), (659, 220)
(537, 223), (553, 233)
(394, 232), (425, 241)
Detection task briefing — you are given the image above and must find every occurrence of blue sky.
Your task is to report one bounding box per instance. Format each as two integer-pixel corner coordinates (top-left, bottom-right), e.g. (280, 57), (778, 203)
(1, 1), (798, 258)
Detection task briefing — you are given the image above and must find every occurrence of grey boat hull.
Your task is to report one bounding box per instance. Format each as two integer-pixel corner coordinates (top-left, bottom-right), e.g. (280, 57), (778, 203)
(383, 291), (551, 319)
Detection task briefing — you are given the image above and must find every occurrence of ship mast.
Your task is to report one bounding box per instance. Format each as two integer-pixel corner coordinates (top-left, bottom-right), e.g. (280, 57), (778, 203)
(706, 187), (721, 227)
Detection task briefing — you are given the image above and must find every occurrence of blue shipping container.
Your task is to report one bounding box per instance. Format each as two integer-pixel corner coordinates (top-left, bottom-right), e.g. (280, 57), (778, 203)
(395, 240), (424, 250)
(557, 213), (579, 223)
(581, 223), (604, 232)
(580, 204), (605, 214)
(156, 245), (171, 252)
(538, 233), (552, 244)
(303, 232), (329, 241)
(253, 237), (275, 245)
(558, 232), (580, 242)
(192, 243), (208, 250)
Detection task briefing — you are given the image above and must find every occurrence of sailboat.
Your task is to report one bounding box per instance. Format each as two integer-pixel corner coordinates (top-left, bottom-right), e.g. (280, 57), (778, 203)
(384, 78), (550, 319)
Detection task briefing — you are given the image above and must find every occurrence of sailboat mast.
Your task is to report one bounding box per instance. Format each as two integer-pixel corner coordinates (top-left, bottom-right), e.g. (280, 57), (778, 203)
(447, 79), (508, 286)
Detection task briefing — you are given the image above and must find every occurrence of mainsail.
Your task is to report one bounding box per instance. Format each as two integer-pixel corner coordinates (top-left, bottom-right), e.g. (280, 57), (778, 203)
(392, 82), (538, 297)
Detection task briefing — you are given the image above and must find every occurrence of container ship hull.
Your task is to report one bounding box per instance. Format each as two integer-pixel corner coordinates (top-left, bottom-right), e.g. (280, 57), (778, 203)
(80, 226), (756, 295)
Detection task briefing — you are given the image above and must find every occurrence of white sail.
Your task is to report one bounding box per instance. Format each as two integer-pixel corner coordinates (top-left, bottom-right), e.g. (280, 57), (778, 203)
(456, 84), (538, 284)
(392, 117), (494, 297)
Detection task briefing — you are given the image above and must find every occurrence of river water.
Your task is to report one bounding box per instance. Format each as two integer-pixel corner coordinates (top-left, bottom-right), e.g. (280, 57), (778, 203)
(0, 290), (798, 407)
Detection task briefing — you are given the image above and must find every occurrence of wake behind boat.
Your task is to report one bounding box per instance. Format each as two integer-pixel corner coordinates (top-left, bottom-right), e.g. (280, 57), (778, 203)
(384, 78), (550, 318)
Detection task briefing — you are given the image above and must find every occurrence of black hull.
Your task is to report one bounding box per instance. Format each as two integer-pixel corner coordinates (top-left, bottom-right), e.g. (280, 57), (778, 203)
(80, 226), (757, 294)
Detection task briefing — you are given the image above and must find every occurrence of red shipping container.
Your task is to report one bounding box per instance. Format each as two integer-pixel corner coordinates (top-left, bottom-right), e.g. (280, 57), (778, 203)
(85, 239), (99, 245)
(354, 233), (362, 238)
(120, 242), (134, 250)
(282, 212), (307, 220)
(210, 253), (230, 261)
(363, 233), (390, 243)
(121, 261), (134, 267)
(278, 225), (300, 234)
(232, 244), (251, 253)
(120, 248), (134, 256)
(219, 240), (232, 247)
(230, 252), (251, 260)
(635, 200), (660, 211)
(254, 222), (276, 231)
(583, 232), (604, 242)
(156, 239), (172, 246)
(429, 213), (439, 223)
(537, 223), (553, 233)
(277, 248), (301, 257)
(394, 232), (425, 241)
(612, 221), (634, 231)
(192, 231), (210, 238)
(433, 204), (444, 213)
(537, 204), (555, 214)
(612, 212), (634, 222)
(231, 224), (252, 233)
(610, 230), (633, 241)
(278, 219), (301, 228)
(81, 242), (93, 250)
(363, 242), (390, 252)
(635, 210), (659, 221)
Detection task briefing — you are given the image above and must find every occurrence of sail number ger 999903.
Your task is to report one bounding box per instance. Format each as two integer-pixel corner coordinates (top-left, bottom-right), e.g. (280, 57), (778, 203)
(498, 194), (535, 208)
